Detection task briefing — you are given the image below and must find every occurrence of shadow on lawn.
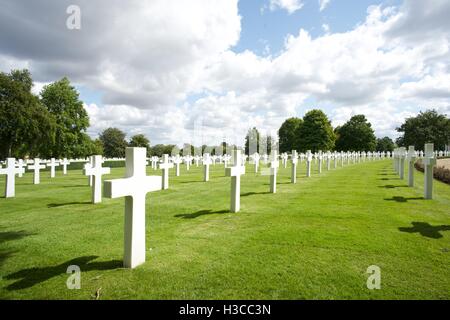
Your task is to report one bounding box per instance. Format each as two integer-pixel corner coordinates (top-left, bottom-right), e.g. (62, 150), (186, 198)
(0, 230), (35, 267)
(4, 255), (122, 290)
(175, 209), (229, 219)
(384, 196), (424, 202)
(241, 191), (271, 197)
(378, 185), (409, 189)
(399, 222), (450, 239)
(47, 201), (92, 208)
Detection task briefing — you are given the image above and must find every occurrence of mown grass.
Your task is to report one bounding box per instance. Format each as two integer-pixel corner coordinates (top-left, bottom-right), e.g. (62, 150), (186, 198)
(0, 159), (449, 299)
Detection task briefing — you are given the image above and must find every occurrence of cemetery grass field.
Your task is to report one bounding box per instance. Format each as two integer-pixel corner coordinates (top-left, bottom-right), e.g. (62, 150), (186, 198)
(0, 160), (449, 300)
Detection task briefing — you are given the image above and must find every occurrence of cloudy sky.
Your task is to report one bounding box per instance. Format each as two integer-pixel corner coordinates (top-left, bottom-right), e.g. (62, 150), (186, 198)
(1, 0), (449, 146)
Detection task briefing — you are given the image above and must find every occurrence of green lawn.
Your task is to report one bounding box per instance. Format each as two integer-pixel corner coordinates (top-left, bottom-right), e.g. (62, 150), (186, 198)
(0, 159), (449, 299)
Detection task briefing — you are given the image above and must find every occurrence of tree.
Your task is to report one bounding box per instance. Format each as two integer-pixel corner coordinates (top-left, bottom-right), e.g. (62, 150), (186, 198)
(150, 144), (176, 157)
(40, 77), (89, 158)
(278, 117), (303, 153)
(296, 109), (335, 152)
(335, 115), (377, 151)
(244, 127), (260, 155)
(129, 134), (150, 155)
(396, 109), (450, 150)
(99, 128), (128, 158)
(376, 137), (395, 152)
(0, 69), (55, 159)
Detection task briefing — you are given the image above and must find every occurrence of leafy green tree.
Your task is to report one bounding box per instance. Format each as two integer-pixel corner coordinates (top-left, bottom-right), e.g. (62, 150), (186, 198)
(0, 69), (55, 158)
(129, 134), (150, 155)
(278, 117), (303, 153)
(244, 127), (260, 155)
(335, 115), (377, 151)
(40, 77), (89, 158)
(99, 127), (128, 158)
(296, 109), (335, 152)
(150, 144), (176, 157)
(396, 109), (450, 150)
(376, 137), (395, 152)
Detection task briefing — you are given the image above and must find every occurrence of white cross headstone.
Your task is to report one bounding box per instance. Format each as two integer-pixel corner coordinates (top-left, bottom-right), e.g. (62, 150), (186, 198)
(424, 143), (436, 200)
(173, 155), (182, 177)
(406, 146), (417, 187)
(16, 159), (25, 178)
(281, 153), (288, 169)
(225, 149), (245, 213)
(269, 151), (279, 193)
(203, 153), (212, 182)
(306, 150), (312, 177)
(326, 152), (331, 171)
(291, 150), (298, 184)
(0, 158), (22, 197)
(47, 158), (60, 178)
(252, 153), (260, 173)
(318, 151), (323, 173)
(84, 156), (94, 186)
(60, 158), (71, 175)
(103, 147), (162, 268)
(27, 158), (46, 185)
(398, 147), (407, 179)
(159, 154), (173, 190)
(84, 155), (111, 203)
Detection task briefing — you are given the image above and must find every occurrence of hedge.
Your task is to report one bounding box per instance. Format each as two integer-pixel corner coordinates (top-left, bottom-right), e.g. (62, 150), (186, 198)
(415, 159), (450, 185)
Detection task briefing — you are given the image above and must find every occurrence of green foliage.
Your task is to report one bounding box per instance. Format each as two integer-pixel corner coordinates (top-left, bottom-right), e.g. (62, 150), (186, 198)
(0, 69), (55, 159)
(40, 77), (89, 158)
(129, 134), (150, 155)
(296, 109), (335, 152)
(396, 109), (450, 150)
(99, 127), (128, 158)
(278, 117), (303, 153)
(335, 115), (377, 151)
(244, 127), (260, 155)
(150, 144), (176, 157)
(376, 136), (395, 152)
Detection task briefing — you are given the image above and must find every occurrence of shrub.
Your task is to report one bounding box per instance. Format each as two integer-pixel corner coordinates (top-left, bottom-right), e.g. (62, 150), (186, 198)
(415, 159), (450, 184)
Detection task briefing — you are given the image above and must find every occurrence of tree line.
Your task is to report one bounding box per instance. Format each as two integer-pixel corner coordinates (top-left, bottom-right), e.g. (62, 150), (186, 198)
(2, 69), (449, 160)
(244, 109), (449, 155)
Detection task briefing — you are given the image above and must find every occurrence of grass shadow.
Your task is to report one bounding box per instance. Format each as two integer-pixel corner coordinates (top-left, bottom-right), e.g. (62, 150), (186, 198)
(378, 185), (409, 189)
(47, 201), (92, 208)
(384, 196), (424, 203)
(174, 209), (229, 219)
(399, 222), (450, 239)
(4, 255), (122, 290)
(241, 191), (271, 197)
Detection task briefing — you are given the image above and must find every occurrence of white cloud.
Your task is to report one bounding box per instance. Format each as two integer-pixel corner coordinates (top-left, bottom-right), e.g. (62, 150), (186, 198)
(269, 0), (304, 14)
(1, 0), (450, 146)
(319, 0), (330, 12)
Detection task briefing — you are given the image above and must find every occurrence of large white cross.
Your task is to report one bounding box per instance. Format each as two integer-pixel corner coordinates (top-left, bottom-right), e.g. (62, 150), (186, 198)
(103, 147), (162, 268)
(0, 158), (23, 197)
(424, 143), (436, 200)
(27, 158), (46, 185)
(225, 149), (246, 212)
(84, 155), (110, 203)
(47, 158), (60, 178)
(60, 158), (71, 175)
(291, 150), (298, 184)
(269, 151), (279, 193)
(159, 154), (173, 190)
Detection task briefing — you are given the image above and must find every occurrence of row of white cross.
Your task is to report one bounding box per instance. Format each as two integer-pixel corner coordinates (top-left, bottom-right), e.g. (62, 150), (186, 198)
(392, 144), (437, 199)
(0, 146), (441, 269)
